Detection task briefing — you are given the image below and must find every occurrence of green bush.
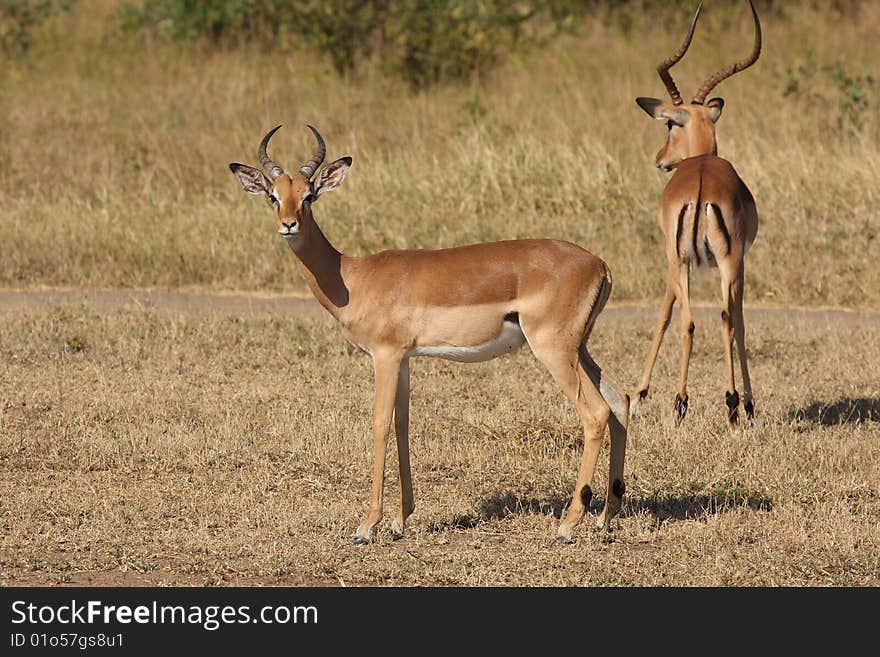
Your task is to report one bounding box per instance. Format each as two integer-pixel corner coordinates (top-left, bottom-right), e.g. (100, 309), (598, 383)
(111, 1), (873, 89)
(381, 1), (535, 89)
(114, 0), (560, 88)
(1, 0), (75, 57)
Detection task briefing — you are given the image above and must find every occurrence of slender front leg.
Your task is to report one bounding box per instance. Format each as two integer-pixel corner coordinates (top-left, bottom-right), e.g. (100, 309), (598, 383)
(390, 358), (414, 539)
(632, 274), (677, 417)
(354, 352), (402, 545)
(675, 265), (694, 423)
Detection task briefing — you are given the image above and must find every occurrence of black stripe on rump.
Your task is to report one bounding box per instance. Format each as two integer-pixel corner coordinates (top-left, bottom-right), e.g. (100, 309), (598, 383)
(691, 203), (701, 266)
(675, 205), (688, 260)
(709, 203), (731, 257)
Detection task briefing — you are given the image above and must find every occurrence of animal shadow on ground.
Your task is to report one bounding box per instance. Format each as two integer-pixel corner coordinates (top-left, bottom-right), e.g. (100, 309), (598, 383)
(427, 491), (569, 532)
(622, 490), (773, 522)
(427, 486), (773, 532)
(787, 397), (880, 426)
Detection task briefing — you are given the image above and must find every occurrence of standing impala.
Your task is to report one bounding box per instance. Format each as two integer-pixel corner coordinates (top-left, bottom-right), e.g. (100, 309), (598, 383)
(230, 125), (629, 544)
(631, 0), (761, 427)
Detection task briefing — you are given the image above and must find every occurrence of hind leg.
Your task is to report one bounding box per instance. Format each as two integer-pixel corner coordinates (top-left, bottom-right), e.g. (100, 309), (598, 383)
(731, 264), (755, 422)
(719, 265), (740, 427)
(526, 335), (611, 542)
(579, 348), (628, 530)
(675, 264), (694, 423)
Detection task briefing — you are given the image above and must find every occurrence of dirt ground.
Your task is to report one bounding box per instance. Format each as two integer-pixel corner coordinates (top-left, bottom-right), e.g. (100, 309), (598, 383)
(1, 290), (878, 586)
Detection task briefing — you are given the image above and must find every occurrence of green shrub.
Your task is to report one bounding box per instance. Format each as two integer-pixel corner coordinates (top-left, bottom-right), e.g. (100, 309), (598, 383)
(381, 1), (535, 89)
(114, 0), (561, 88)
(111, 1), (874, 90)
(1, 0), (75, 57)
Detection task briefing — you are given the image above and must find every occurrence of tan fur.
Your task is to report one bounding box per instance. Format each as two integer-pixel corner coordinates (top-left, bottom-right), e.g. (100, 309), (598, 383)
(632, 3), (760, 428)
(234, 139), (629, 544)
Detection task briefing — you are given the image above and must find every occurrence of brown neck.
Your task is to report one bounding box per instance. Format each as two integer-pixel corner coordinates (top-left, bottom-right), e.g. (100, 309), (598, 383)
(288, 220), (349, 316)
(686, 130), (718, 159)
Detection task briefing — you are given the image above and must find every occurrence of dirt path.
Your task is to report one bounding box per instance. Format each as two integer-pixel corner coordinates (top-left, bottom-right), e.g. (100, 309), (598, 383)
(0, 289), (877, 328)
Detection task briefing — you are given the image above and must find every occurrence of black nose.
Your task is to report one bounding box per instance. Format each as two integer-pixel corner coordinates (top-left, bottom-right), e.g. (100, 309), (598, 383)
(282, 220), (298, 229)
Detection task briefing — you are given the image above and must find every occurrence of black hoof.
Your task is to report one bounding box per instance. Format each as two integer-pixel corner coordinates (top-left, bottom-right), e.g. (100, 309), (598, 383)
(556, 535), (575, 545)
(391, 531), (404, 541)
(744, 400), (755, 420)
(674, 394), (689, 423)
(353, 536), (370, 545)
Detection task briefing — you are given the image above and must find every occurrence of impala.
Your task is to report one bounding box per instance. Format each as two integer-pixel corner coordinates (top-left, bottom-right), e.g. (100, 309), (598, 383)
(230, 125), (629, 544)
(630, 0), (761, 427)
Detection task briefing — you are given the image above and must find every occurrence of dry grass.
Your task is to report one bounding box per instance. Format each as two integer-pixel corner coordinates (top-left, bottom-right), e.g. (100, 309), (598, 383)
(1, 2), (879, 307)
(1, 304), (877, 586)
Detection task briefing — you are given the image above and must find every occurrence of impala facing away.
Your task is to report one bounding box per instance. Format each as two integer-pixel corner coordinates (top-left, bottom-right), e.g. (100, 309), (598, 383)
(630, 0), (761, 427)
(230, 126), (629, 544)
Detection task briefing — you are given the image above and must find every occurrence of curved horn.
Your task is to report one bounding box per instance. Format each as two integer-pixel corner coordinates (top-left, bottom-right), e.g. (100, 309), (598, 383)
(657, 2), (702, 106)
(692, 0), (761, 104)
(298, 125), (326, 180)
(258, 125), (285, 181)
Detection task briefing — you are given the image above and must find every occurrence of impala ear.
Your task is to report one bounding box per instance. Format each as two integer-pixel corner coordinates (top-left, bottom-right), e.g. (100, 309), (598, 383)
(636, 97), (664, 118)
(707, 97), (725, 123)
(313, 157), (352, 198)
(230, 163), (271, 196)
(636, 97), (690, 126)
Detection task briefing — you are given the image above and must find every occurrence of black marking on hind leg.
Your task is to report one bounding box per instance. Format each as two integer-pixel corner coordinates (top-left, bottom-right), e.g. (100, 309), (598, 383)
(726, 390), (740, 424)
(580, 485), (593, 510)
(611, 479), (625, 500)
(674, 393), (689, 421)
(744, 400), (754, 420)
(503, 312), (520, 325)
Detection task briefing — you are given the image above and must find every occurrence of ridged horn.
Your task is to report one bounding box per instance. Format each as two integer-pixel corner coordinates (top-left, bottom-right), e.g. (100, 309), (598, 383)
(298, 125), (326, 180)
(258, 125), (285, 181)
(657, 2), (702, 106)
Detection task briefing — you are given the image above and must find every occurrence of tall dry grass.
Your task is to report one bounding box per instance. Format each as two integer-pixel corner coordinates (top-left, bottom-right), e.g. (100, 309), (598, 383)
(1, 1), (878, 307)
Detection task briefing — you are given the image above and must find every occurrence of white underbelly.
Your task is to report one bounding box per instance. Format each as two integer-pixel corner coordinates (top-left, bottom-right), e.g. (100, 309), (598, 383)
(406, 320), (526, 363)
